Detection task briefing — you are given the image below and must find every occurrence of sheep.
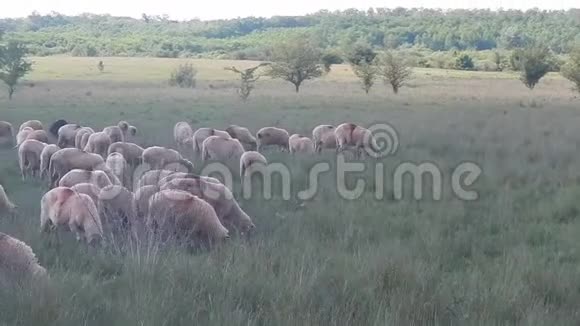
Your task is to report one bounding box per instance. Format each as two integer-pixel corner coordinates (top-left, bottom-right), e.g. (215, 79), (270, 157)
(0, 184), (17, 215)
(128, 126), (138, 137)
(19, 120), (43, 132)
(58, 169), (113, 189)
(18, 139), (47, 179)
(106, 152), (129, 187)
(256, 127), (290, 152)
(158, 173), (222, 188)
(134, 185), (159, 219)
(174, 121), (194, 151)
(48, 148), (105, 187)
(0, 233), (48, 288)
(147, 189), (230, 245)
(70, 183), (100, 205)
(289, 134), (315, 154)
(117, 121), (130, 135)
(201, 136), (245, 165)
(16, 127), (34, 147)
(49, 119), (68, 138)
(40, 187), (103, 245)
(312, 124), (337, 153)
(0, 121), (14, 147)
(57, 124), (81, 148)
(98, 185), (135, 233)
(40, 145), (60, 180)
(136, 170), (177, 189)
(84, 132), (112, 158)
(192, 128), (231, 156)
(103, 126), (124, 143)
(26, 130), (49, 144)
(108, 142), (144, 167)
(226, 125), (257, 151)
(74, 127), (94, 149)
(160, 177), (255, 234)
(335, 123), (378, 157)
(240, 151), (268, 181)
(142, 146), (194, 172)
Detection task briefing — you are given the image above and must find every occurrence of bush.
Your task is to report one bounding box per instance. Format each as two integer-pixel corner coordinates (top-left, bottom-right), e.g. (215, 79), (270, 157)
(70, 44), (99, 57)
(169, 63), (197, 88)
(561, 47), (580, 93)
(455, 53), (475, 70)
(515, 46), (551, 90)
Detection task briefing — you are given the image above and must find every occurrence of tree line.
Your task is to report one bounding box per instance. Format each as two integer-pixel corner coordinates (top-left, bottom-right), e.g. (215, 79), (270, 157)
(0, 9), (579, 59)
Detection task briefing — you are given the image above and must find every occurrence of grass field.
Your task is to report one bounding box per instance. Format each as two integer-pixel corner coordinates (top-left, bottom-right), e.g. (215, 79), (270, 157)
(1, 56), (580, 325)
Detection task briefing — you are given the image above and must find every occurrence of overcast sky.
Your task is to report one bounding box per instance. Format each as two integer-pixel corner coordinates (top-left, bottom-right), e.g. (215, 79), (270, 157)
(1, 0), (577, 20)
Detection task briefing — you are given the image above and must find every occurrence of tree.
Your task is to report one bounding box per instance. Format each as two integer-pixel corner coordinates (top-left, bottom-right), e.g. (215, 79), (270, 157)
(321, 52), (343, 73)
(561, 47), (580, 93)
(377, 52), (412, 94)
(352, 62), (378, 94)
(344, 43), (377, 66)
(97, 60), (104, 73)
(0, 41), (33, 100)
(224, 63), (269, 100)
(169, 63), (197, 88)
(268, 36), (324, 93)
(516, 46), (551, 90)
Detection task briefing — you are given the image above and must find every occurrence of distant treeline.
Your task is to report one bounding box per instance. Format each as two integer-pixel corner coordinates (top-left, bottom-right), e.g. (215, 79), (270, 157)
(0, 9), (579, 59)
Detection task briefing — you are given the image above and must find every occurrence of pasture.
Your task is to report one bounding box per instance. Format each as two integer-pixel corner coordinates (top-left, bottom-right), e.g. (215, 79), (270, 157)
(1, 56), (580, 325)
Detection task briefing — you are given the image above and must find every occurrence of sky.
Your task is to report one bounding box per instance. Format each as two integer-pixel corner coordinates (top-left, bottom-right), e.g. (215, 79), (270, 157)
(0, 0), (577, 21)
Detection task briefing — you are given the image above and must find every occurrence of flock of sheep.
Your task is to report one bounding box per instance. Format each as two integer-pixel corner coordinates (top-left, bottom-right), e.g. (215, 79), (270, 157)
(0, 118), (379, 285)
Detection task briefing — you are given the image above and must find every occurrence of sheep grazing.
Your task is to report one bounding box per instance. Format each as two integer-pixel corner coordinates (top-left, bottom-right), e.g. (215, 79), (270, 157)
(57, 124), (81, 148)
(312, 124), (337, 153)
(134, 185), (159, 219)
(142, 146), (194, 172)
(147, 189), (230, 245)
(25, 130), (50, 144)
(74, 127), (95, 150)
(70, 183), (100, 205)
(0, 233), (47, 288)
(49, 119), (68, 138)
(161, 177), (255, 234)
(40, 187), (103, 245)
(158, 173), (222, 188)
(18, 139), (47, 179)
(240, 151), (268, 181)
(19, 120), (43, 132)
(16, 127), (34, 147)
(48, 148), (105, 187)
(108, 142), (144, 167)
(98, 185), (136, 234)
(0, 121), (14, 147)
(128, 126), (138, 137)
(40, 145), (60, 180)
(84, 132), (112, 158)
(106, 152), (129, 188)
(335, 123), (378, 157)
(103, 126), (124, 143)
(256, 127), (290, 152)
(58, 169), (113, 189)
(192, 128), (231, 156)
(174, 122), (194, 151)
(136, 169), (176, 188)
(289, 134), (315, 154)
(0, 184), (17, 215)
(201, 136), (245, 165)
(226, 125), (257, 151)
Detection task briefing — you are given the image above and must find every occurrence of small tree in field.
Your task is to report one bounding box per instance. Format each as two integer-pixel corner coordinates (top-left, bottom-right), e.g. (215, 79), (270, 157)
(352, 63), (378, 94)
(516, 46), (550, 90)
(97, 60), (104, 73)
(561, 47), (580, 93)
(268, 37), (324, 93)
(224, 63), (269, 100)
(169, 63), (197, 88)
(377, 51), (412, 94)
(346, 43), (378, 94)
(0, 41), (32, 100)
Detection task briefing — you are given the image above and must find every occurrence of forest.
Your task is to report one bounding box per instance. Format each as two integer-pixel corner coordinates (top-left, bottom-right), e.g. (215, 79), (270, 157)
(0, 8), (579, 61)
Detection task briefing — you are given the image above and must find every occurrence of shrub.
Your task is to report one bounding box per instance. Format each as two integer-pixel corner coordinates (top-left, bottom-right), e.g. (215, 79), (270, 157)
(169, 63), (197, 88)
(561, 47), (580, 93)
(515, 46), (551, 90)
(455, 53), (475, 70)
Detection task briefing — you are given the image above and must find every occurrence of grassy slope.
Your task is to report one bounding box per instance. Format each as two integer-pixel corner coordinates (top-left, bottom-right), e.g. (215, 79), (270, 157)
(0, 57), (580, 325)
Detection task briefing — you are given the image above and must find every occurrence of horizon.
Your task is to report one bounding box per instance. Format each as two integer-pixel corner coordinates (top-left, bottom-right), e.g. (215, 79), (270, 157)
(1, 0), (578, 21)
